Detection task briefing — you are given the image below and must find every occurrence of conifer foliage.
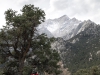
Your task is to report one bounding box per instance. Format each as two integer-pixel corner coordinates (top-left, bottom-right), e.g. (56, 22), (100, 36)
(0, 4), (60, 75)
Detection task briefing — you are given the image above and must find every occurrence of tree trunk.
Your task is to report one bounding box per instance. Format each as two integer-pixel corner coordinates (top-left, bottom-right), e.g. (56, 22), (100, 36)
(17, 58), (25, 75)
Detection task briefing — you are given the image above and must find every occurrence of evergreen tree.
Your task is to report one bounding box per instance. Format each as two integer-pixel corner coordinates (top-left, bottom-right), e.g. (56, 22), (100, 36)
(0, 4), (60, 75)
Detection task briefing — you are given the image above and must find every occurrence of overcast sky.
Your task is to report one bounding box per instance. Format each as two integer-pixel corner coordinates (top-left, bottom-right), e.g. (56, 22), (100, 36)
(0, 0), (100, 28)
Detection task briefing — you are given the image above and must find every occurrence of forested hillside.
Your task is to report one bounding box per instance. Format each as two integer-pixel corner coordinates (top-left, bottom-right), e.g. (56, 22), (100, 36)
(57, 22), (100, 74)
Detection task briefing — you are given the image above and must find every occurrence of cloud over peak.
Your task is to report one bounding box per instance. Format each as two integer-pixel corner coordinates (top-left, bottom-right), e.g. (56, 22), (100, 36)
(0, 0), (100, 28)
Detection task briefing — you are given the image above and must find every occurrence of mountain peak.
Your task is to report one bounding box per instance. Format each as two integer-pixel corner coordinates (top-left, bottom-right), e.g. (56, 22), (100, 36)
(58, 15), (70, 20)
(60, 15), (69, 18)
(84, 19), (92, 23)
(38, 15), (81, 40)
(71, 17), (78, 21)
(38, 15), (98, 40)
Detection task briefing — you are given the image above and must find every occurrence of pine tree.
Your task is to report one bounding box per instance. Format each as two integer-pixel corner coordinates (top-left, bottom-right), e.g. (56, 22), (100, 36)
(0, 4), (60, 75)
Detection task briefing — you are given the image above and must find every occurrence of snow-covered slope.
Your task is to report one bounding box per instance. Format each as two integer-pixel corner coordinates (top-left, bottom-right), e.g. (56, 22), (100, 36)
(38, 15), (98, 40)
(38, 15), (81, 40)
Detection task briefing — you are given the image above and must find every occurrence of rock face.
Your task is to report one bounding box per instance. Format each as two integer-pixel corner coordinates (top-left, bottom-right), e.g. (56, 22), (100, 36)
(38, 15), (81, 40)
(58, 61), (70, 75)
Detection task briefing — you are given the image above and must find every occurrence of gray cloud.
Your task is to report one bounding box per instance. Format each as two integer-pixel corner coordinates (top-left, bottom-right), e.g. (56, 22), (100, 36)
(0, 0), (50, 28)
(16, 0), (50, 10)
(45, 0), (100, 24)
(52, 0), (69, 10)
(0, 0), (100, 28)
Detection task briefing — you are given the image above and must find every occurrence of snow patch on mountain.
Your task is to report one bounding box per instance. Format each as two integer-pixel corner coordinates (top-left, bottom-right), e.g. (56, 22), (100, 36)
(38, 15), (81, 40)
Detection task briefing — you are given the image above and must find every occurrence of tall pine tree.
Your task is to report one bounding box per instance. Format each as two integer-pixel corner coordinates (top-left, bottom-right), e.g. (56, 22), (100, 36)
(0, 4), (61, 75)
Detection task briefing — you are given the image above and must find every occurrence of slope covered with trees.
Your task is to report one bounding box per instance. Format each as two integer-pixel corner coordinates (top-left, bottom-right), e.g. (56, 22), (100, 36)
(61, 22), (100, 74)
